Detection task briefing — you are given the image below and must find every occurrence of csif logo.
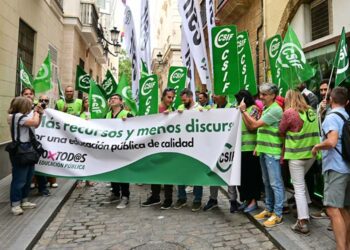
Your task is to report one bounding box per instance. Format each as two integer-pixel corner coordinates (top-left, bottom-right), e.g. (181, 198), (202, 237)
(337, 46), (349, 74)
(103, 78), (113, 95)
(277, 43), (306, 69)
(79, 74), (90, 89)
(170, 68), (185, 84)
(20, 69), (31, 85)
(216, 143), (234, 172)
(141, 77), (156, 96)
(214, 28), (233, 49)
(92, 94), (106, 113)
(269, 37), (281, 58)
(237, 33), (246, 54)
(35, 64), (49, 80)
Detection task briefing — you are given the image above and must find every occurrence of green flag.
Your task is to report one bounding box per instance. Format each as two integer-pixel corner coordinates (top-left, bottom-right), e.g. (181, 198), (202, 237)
(33, 53), (52, 93)
(334, 27), (350, 86)
(277, 26), (315, 89)
(75, 65), (91, 93)
(141, 59), (149, 78)
(237, 31), (257, 95)
(101, 70), (118, 98)
(88, 79), (109, 119)
(266, 34), (289, 96)
(57, 78), (65, 101)
(139, 74), (159, 116)
(19, 58), (33, 89)
(116, 73), (138, 116)
(167, 66), (187, 109)
(211, 25), (240, 95)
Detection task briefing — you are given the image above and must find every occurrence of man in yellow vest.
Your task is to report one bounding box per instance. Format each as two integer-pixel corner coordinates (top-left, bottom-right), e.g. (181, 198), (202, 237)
(198, 92), (211, 110)
(103, 94), (133, 209)
(239, 83), (285, 228)
(55, 86), (82, 116)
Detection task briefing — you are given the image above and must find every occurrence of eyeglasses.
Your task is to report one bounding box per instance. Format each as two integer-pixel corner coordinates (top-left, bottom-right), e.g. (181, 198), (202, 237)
(39, 99), (49, 103)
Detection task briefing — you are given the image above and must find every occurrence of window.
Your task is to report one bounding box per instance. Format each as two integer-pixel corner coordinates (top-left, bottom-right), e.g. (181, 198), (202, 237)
(311, 0), (330, 41)
(16, 20), (35, 96)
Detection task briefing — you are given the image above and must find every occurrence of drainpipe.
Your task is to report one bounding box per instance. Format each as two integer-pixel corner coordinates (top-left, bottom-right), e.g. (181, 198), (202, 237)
(256, 0), (264, 85)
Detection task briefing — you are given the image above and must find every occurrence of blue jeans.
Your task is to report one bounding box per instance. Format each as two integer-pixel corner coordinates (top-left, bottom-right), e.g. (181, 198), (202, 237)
(36, 175), (49, 193)
(177, 186), (203, 202)
(10, 163), (35, 207)
(259, 154), (285, 217)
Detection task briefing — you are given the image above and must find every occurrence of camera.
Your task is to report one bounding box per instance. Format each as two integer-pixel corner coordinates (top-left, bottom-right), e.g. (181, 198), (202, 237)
(39, 102), (46, 109)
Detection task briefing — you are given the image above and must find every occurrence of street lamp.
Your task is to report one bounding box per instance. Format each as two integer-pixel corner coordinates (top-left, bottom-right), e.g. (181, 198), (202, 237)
(157, 51), (163, 64)
(98, 25), (122, 57)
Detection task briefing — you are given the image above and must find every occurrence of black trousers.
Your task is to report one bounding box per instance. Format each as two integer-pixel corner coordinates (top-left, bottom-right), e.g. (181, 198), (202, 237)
(238, 151), (262, 201)
(111, 182), (130, 198)
(151, 184), (173, 201)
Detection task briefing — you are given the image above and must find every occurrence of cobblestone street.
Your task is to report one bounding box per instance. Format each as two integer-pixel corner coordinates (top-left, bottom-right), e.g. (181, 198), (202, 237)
(34, 183), (276, 250)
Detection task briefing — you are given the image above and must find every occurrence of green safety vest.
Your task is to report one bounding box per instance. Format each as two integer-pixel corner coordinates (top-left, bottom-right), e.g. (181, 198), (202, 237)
(80, 112), (90, 120)
(213, 102), (232, 109)
(241, 106), (257, 152)
(177, 102), (202, 111)
(284, 109), (320, 160)
(106, 109), (130, 119)
(256, 102), (283, 155)
(56, 99), (82, 116)
(202, 104), (212, 110)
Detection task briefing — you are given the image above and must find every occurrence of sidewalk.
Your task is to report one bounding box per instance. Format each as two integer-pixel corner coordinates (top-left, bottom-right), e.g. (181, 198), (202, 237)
(0, 175), (76, 250)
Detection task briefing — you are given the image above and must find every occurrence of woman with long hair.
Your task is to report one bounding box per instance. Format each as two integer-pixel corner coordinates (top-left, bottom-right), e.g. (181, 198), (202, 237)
(279, 89), (320, 235)
(7, 96), (43, 215)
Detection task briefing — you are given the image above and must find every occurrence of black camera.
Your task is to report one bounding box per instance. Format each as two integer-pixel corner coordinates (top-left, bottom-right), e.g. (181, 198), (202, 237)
(39, 102), (46, 109)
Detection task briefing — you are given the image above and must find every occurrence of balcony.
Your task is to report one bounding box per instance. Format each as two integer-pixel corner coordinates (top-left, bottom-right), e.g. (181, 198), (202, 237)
(80, 2), (99, 44)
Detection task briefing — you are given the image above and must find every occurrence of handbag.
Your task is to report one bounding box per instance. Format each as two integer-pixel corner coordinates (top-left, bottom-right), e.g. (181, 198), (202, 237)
(5, 113), (44, 166)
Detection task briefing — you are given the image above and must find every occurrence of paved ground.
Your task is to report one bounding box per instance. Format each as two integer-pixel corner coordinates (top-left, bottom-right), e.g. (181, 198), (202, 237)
(34, 183), (276, 250)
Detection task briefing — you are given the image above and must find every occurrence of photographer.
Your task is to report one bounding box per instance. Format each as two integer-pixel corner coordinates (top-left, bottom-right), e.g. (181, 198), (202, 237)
(7, 96), (43, 215)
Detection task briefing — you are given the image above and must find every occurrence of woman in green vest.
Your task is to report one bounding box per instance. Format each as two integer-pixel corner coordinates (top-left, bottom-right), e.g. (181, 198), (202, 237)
(279, 90), (320, 235)
(235, 90), (262, 213)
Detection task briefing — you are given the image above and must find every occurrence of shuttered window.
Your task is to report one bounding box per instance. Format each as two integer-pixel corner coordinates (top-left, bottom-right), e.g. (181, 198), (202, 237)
(311, 0), (330, 41)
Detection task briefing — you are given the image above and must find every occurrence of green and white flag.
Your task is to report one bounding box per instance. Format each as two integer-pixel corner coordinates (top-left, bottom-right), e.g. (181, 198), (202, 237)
(139, 74), (158, 116)
(116, 73), (138, 116)
(57, 78), (65, 101)
(141, 59), (149, 79)
(237, 31), (257, 95)
(33, 53), (52, 93)
(167, 66), (187, 109)
(211, 25), (240, 95)
(89, 79), (109, 119)
(75, 65), (91, 94)
(101, 70), (118, 98)
(334, 27), (350, 86)
(266, 34), (289, 96)
(19, 58), (33, 89)
(277, 26), (315, 89)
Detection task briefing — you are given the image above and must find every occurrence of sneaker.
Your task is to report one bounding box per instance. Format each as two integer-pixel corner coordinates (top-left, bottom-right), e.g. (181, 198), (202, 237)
(101, 194), (120, 204)
(160, 200), (172, 210)
(283, 206), (291, 214)
(141, 197), (161, 207)
(244, 203), (258, 213)
(230, 200), (240, 213)
(310, 209), (328, 219)
(327, 222), (333, 231)
(185, 186), (193, 193)
(191, 201), (202, 212)
(203, 199), (218, 211)
(51, 183), (58, 188)
(116, 197), (129, 209)
(238, 200), (248, 211)
(254, 209), (273, 221)
(263, 213), (283, 228)
(21, 201), (36, 209)
(11, 206), (24, 215)
(173, 199), (187, 210)
(291, 220), (310, 235)
(39, 189), (51, 197)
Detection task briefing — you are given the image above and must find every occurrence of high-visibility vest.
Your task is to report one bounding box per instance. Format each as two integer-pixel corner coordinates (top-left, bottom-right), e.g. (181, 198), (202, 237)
(213, 102), (232, 109)
(80, 112), (90, 120)
(284, 109), (320, 159)
(105, 109), (130, 119)
(241, 105), (257, 152)
(177, 102), (202, 111)
(256, 102), (283, 155)
(56, 99), (82, 116)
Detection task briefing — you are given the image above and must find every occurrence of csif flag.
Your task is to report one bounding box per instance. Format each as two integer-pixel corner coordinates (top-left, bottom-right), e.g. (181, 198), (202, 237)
(277, 26), (315, 89)
(101, 70), (118, 98)
(75, 65), (91, 93)
(167, 66), (187, 109)
(33, 53), (52, 93)
(19, 58), (33, 89)
(57, 78), (65, 101)
(141, 59), (149, 78)
(116, 73), (138, 116)
(88, 79), (108, 119)
(138, 74), (158, 116)
(334, 27), (350, 86)
(237, 31), (257, 95)
(140, 0), (151, 74)
(266, 34), (289, 96)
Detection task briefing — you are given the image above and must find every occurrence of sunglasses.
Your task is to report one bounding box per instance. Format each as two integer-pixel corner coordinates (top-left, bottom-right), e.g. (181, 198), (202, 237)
(39, 99), (49, 103)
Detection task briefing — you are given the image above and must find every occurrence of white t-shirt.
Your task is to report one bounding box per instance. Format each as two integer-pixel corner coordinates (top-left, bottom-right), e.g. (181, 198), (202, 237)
(8, 112), (35, 142)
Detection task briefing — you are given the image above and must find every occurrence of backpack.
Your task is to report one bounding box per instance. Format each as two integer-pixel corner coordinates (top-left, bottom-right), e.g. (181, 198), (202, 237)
(332, 112), (350, 163)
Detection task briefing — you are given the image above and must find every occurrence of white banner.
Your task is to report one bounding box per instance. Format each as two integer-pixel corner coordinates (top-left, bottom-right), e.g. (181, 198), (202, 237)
(181, 27), (196, 92)
(206, 0), (215, 77)
(123, 5), (140, 99)
(178, 0), (212, 90)
(35, 109), (242, 185)
(140, 0), (151, 74)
